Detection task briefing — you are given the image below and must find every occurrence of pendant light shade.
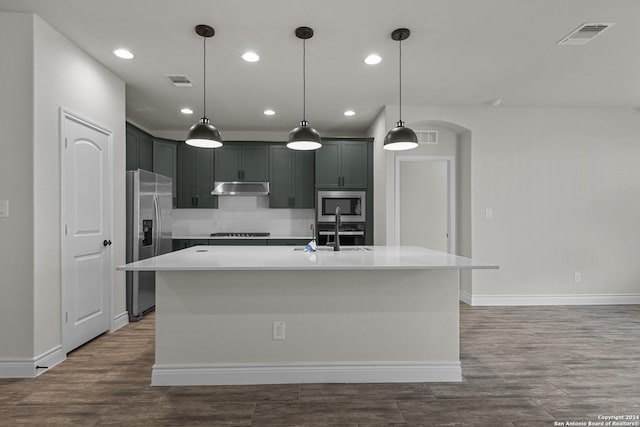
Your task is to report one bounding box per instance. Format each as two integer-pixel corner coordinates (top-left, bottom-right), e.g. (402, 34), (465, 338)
(186, 24), (223, 149)
(288, 26), (321, 151)
(383, 28), (418, 151)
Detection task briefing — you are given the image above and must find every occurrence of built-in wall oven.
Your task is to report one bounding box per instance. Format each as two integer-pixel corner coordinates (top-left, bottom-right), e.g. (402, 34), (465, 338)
(317, 191), (365, 223)
(316, 191), (366, 246)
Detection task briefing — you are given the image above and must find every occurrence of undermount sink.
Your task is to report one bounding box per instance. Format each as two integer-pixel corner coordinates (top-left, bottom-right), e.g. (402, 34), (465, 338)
(293, 246), (371, 252)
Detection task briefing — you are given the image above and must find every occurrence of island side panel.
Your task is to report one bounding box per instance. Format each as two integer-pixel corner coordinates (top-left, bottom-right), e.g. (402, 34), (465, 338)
(153, 269), (460, 385)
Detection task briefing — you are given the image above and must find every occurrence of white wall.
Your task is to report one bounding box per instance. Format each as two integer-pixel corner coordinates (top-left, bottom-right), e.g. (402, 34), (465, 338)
(0, 12), (35, 359)
(376, 105), (640, 299)
(0, 12), (126, 365)
(32, 16), (126, 355)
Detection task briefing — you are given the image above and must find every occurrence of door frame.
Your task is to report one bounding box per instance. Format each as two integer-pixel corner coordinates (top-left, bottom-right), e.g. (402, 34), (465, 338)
(60, 108), (114, 353)
(395, 155), (456, 253)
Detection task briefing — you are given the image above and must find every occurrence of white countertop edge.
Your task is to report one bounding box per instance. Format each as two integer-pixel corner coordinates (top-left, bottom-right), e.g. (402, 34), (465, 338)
(173, 235), (313, 240)
(117, 245), (499, 272)
(117, 265), (499, 272)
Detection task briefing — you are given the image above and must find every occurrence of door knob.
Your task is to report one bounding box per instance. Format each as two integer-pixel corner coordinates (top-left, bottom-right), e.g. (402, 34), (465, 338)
(103, 240), (112, 247)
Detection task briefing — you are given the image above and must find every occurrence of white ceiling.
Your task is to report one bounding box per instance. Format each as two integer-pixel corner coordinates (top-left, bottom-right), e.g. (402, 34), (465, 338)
(1, 0), (639, 136)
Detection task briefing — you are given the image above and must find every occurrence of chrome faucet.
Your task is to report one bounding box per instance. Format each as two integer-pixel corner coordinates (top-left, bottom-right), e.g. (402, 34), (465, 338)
(334, 206), (341, 251)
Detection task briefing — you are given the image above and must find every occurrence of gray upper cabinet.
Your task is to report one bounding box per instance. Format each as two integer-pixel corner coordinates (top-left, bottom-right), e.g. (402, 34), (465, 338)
(152, 138), (177, 207)
(315, 139), (368, 189)
(215, 143), (269, 182)
(269, 145), (314, 208)
(176, 143), (217, 209)
(126, 123), (153, 172)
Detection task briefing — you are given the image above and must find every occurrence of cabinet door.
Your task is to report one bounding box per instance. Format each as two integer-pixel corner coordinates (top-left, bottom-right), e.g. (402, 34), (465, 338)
(126, 123), (153, 172)
(268, 239), (309, 246)
(243, 145), (269, 181)
(153, 139), (177, 207)
(215, 145), (242, 181)
(172, 239), (191, 251)
(193, 147), (217, 208)
(315, 142), (340, 188)
(292, 150), (315, 208)
(138, 132), (153, 172)
(269, 145), (292, 208)
(126, 128), (139, 171)
(176, 143), (194, 208)
(340, 141), (368, 188)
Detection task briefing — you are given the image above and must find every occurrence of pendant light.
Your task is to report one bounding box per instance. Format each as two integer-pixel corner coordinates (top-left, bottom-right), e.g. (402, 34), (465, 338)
(383, 28), (418, 151)
(287, 26), (321, 151)
(186, 25), (223, 148)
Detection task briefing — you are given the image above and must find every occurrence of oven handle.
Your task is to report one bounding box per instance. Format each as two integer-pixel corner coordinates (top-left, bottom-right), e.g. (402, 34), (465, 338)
(319, 231), (365, 236)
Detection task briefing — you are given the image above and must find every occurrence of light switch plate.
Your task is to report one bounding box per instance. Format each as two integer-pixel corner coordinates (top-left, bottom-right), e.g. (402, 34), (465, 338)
(485, 208), (493, 219)
(0, 200), (8, 218)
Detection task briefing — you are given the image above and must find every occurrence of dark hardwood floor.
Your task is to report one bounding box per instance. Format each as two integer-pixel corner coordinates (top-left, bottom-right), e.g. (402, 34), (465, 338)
(1, 304), (639, 426)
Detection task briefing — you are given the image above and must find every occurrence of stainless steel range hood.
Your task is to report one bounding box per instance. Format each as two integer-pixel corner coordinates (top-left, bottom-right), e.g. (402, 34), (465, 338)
(211, 181), (270, 196)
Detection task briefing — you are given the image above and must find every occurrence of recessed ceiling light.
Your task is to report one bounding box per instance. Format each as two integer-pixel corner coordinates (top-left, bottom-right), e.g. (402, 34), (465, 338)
(344, 110), (356, 116)
(242, 51), (260, 62)
(264, 109), (275, 116)
(364, 54), (381, 65)
(113, 48), (134, 59)
(486, 99), (502, 107)
(181, 107), (194, 115)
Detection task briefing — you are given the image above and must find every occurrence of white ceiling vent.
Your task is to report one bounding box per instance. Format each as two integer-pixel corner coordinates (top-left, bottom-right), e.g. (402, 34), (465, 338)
(165, 74), (194, 87)
(416, 130), (438, 145)
(557, 23), (614, 45)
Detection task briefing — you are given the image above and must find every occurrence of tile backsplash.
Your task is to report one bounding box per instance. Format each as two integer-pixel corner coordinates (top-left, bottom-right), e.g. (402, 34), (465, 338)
(171, 196), (314, 237)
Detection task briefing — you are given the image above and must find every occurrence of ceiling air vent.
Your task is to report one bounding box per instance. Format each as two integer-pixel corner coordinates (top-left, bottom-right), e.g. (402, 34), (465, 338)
(416, 130), (438, 145)
(557, 23), (614, 45)
(165, 74), (194, 87)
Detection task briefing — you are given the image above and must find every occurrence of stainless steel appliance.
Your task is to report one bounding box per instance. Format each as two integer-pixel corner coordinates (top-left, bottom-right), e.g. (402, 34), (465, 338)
(211, 181), (269, 196)
(316, 222), (366, 246)
(210, 232), (270, 237)
(126, 170), (173, 322)
(317, 191), (366, 223)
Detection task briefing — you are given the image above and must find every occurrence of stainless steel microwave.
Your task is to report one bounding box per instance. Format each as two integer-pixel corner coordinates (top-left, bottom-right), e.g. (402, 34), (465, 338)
(317, 191), (366, 222)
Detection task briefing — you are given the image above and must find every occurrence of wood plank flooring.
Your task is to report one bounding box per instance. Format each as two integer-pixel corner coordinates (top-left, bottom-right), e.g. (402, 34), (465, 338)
(1, 303), (639, 426)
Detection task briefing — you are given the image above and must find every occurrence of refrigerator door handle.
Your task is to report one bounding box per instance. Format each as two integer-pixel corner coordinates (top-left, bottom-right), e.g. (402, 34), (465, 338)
(153, 194), (161, 257)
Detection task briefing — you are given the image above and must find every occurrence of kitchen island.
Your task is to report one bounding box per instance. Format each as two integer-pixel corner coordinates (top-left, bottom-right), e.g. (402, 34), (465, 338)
(117, 245), (497, 386)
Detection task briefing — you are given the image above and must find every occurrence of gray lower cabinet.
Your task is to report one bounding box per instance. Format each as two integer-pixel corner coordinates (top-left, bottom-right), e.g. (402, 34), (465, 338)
(268, 239), (309, 246)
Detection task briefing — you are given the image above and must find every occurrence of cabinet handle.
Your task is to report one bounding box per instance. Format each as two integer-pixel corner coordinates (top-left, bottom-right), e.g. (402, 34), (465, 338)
(242, 170), (246, 180)
(291, 197), (295, 207)
(195, 195), (199, 207)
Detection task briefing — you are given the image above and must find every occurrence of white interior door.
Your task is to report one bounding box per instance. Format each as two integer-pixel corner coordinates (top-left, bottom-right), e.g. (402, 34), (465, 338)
(61, 110), (112, 353)
(397, 156), (455, 253)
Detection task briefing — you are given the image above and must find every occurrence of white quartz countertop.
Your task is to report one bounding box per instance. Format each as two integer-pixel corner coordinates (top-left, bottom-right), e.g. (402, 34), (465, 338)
(117, 245), (498, 271)
(172, 235), (313, 240)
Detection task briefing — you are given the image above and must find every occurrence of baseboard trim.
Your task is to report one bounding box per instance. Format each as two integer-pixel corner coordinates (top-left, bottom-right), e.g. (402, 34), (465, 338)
(152, 361), (462, 386)
(111, 311), (129, 333)
(0, 345), (65, 378)
(467, 293), (640, 306)
(459, 289), (472, 305)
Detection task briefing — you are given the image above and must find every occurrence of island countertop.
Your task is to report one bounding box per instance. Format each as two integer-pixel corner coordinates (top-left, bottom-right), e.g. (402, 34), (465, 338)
(117, 245), (498, 271)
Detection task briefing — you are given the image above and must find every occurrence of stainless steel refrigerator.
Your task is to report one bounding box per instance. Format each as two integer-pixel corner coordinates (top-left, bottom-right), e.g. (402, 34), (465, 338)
(126, 170), (173, 321)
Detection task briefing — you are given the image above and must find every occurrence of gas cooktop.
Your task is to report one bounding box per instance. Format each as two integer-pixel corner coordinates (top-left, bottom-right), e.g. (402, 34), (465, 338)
(210, 232), (271, 237)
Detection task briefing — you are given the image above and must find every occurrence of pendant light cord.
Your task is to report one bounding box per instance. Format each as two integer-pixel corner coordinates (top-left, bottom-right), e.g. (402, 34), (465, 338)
(302, 38), (306, 122)
(203, 36), (207, 118)
(399, 38), (402, 123)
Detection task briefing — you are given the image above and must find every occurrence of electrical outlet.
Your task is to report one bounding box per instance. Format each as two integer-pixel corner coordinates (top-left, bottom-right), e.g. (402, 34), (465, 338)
(485, 208), (493, 219)
(272, 321), (285, 340)
(574, 272), (582, 283)
(0, 200), (8, 218)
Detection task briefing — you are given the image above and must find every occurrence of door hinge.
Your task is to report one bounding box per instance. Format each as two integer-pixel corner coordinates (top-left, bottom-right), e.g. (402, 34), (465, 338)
(65, 224), (68, 235)
(65, 138), (68, 148)
(65, 312), (68, 323)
